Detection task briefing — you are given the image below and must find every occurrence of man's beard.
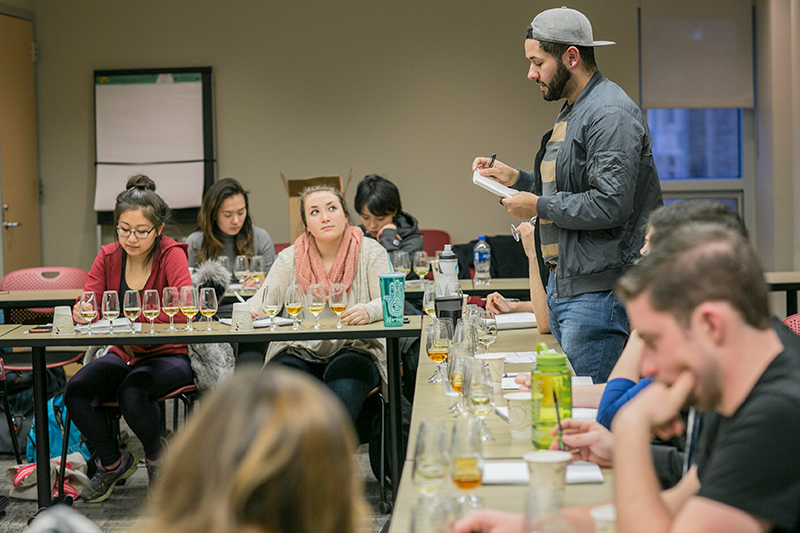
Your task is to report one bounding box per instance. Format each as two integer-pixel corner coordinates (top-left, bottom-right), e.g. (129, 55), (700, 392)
(687, 361), (723, 412)
(543, 59), (571, 102)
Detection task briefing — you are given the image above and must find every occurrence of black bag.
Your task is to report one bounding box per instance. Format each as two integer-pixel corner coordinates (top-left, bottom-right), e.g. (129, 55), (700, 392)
(0, 368), (67, 456)
(359, 393), (412, 486)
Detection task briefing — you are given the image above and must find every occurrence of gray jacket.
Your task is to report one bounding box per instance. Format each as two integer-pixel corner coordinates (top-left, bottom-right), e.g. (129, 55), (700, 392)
(515, 70), (662, 298)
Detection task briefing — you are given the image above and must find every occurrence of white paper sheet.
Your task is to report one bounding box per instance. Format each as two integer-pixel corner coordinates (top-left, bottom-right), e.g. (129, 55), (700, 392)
(482, 461), (604, 485)
(218, 317), (293, 328)
(496, 312), (537, 330)
(473, 170), (517, 198)
(76, 318), (141, 334)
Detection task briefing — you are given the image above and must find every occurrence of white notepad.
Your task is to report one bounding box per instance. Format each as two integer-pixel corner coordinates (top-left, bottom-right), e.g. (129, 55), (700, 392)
(496, 312), (537, 330)
(473, 170), (517, 198)
(482, 461), (604, 485)
(219, 317), (293, 328)
(76, 318), (141, 334)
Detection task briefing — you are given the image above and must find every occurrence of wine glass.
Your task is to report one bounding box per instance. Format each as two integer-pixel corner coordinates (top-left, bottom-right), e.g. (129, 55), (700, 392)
(250, 255), (266, 287)
(78, 291), (98, 336)
(285, 284), (305, 331)
(142, 289), (160, 335)
(234, 255), (249, 285)
(523, 489), (568, 533)
(179, 286), (199, 332)
(422, 281), (436, 319)
(102, 290), (120, 336)
(123, 290), (141, 335)
(306, 283), (326, 330)
(261, 285), (284, 331)
(329, 283), (347, 330)
(426, 320), (453, 384)
(511, 217), (537, 242)
(162, 287), (180, 331)
(413, 251), (430, 281)
(200, 287), (218, 331)
(412, 420), (449, 494)
(450, 418), (484, 514)
(478, 310), (498, 354)
(411, 493), (451, 533)
(391, 250), (411, 277)
(217, 256), (231, 279)
(463, 359), (495, 442)
(447, 344), (470, 418)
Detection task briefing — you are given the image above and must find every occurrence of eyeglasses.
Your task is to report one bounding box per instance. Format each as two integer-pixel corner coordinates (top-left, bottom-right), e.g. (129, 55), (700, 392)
(116, 226), (157, 239)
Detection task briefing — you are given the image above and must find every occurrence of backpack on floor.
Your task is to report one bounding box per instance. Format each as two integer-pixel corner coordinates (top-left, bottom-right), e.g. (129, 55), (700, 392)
(26, 394), (90, 463)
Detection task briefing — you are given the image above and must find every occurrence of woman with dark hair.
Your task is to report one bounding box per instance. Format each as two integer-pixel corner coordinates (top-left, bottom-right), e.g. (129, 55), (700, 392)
(186, 178), (275, 285)
(354, 174), (422, 255)
(66, 175), (194, 503)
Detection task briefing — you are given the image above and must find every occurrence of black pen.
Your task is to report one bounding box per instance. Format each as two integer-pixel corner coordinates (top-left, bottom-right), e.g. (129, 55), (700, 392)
(488, 153), (497, 168)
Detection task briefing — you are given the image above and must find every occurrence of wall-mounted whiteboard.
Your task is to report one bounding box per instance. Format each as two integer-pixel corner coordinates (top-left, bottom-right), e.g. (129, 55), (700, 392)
(94, 68), (214, 223)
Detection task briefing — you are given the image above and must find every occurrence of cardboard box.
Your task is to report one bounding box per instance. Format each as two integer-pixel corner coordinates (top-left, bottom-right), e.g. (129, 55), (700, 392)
(280, 169), (354, 242)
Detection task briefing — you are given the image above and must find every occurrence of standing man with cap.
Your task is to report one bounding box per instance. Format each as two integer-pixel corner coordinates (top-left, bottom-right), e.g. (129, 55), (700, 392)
(472, 6), (661, 383)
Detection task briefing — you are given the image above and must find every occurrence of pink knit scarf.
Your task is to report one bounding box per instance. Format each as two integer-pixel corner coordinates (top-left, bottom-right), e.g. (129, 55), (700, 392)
(294, 225), (362, 295)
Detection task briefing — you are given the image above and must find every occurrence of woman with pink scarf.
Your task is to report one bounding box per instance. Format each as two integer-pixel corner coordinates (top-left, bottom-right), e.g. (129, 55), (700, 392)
(243, 185), (390, 422)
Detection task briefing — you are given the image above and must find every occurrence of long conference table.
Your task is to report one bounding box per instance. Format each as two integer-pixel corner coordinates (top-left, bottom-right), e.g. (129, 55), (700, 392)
(387, 318), (613, 533)
(0, 318), (421, 509)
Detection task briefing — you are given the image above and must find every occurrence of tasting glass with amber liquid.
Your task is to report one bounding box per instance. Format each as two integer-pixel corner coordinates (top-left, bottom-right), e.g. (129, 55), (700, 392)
(450, 418), (484, 513)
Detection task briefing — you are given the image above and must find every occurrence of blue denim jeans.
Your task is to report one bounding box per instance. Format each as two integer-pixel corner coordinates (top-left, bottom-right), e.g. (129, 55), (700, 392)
(546, 271), (630, 383)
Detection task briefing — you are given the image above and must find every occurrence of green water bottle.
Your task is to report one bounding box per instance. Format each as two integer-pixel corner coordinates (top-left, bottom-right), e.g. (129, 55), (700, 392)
(532, 342), (572, 449)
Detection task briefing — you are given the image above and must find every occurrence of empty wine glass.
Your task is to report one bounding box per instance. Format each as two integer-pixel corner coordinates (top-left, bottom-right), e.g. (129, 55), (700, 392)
(234, 255), (249, 285)
(78, 291), (98, 336)
(261, 285), (284, 331)
(329, 283), (347, 330)
(413, 420), (449, 494)
(102, 290), (120, 336)
(217, 256), (231, 279)
(162, 287), (180, 331)
(180, 286), (199, 332)
(413, 251), (430, 281)
(478, 310), (498, 354)
(450, 418), (484, 514)
(200, 287), (218, 331)
(511, 217), (537, 242)
(463, 359), (495, 442)
(422, 281), (436, 319)
(391, 250), (411, 277)
(285, 283), (305, 331)
(142, 289), (160, 335)
(250, 255), (266, 287)
(123, 290), (141, 335)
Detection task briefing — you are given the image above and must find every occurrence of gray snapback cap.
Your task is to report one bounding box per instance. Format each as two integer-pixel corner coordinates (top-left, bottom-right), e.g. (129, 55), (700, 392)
(528, 6), (615, 47)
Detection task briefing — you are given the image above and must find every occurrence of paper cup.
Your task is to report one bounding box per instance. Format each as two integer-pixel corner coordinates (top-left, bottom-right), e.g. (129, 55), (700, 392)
(590, 504), (617, 533)
(230, 302), (254, 332)
(379, 273), (406, 327)
(52, 306), (75, 336)
(522, 450), (571, 494)
(504, 391), (532, 440)
(476, 353), (505, 393)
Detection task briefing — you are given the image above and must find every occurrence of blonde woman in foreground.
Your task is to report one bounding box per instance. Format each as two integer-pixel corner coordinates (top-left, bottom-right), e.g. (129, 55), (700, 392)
(139, 368), (367, 533)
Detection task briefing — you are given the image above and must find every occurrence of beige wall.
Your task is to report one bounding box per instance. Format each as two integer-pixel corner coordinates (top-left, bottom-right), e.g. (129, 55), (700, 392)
(21, 0), (640, 269)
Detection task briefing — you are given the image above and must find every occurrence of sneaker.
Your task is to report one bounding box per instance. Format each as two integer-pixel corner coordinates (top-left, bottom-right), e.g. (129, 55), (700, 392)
(146, 460), (161, 501)
(81, 451), (139, 503)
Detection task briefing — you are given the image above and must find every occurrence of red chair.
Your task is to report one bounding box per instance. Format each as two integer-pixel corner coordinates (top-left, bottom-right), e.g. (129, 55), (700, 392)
(420, 229), (450, 257)
(273, 242), (291, 255)
(783, 313), (800, 335)
(1, 267), (89, 324)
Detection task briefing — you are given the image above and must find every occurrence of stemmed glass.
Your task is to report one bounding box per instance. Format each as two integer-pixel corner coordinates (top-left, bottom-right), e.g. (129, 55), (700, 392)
(463, 359), (495, 442)
(478, 310), (498, 354)
(249, 255), (266, 287)
(261, 285), (284, 331)
(511, 217), (537, 242)
(102, 290), (120, 336)
(217, 256), (231, 279)
(78, 291), (98, 336)
(142, 289), (160, 335)
(306, 284), (326, 330)
(426, 320), (453, 384)
(447, 345), (470, 417)
(200, 287), (218, 331)
(285, 284), (305, 331)
(412, 420), (449, 494)
(234, 255), (249, 285)
(391, 250), (411, 277)
(413, 251), (430, 281)
(422, 281), (436, 319)
(450, 418), (484, 514)
(162, 287), (180, 331)
(329, 283), (347, 330)
(123, 290), (141, 335)
(180, 286), (199, 332)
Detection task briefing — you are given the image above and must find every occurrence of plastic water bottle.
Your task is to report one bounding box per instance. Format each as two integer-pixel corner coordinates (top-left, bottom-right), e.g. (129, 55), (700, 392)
(532, 343), (572, 450)
(473, 236), (491, 285)
(437, 244), (459, 296)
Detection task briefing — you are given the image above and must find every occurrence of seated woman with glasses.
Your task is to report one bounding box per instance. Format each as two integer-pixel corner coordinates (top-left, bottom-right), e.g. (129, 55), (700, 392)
(186, 178), (275, 286)
(240, 185), (389, 423)
(66, 174), (194, 503)
(355, 174), (422, 256)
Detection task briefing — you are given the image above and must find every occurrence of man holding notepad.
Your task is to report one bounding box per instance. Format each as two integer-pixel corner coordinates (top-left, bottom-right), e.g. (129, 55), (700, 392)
(472, 7), (661, 383)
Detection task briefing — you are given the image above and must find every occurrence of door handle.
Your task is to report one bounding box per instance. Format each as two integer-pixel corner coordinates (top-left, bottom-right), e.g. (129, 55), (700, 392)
(3, 222), (21, 228)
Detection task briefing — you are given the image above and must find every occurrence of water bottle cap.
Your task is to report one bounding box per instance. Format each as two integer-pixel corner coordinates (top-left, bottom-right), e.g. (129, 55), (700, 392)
(536, 351), (568, 370)
(444, 244), (452, 252)
(478, 236), (486, 241)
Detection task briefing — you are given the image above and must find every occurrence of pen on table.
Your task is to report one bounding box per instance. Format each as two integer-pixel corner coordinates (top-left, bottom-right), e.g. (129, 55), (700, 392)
(481, 297), (520, 303)
(553, 389), (565, 451)
(488, 153), (497, 168)
(503, 372), (527, 378)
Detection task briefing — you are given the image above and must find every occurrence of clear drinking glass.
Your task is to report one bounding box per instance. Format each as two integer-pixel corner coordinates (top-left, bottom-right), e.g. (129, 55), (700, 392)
(426, 320), (453, 384)
(162, 287), (180, 331)
(422, 281), (436, 319)
(234, 255), (249, 285)
(123, 290), (141, 335)
(200, 287), (218, 331)
(450, 418), (484, 514)
(463, 359), (495, 442)
(142, 289), (160, 335)
(523, 489), (568, 533)
(79, 291), (98, 336)
(306, 283), (326, 330)
(261, 285), (284, 331)
(447, 345), (470, 418)
(249, 255), (266, 287)
(478, 310), (498, 354)
(180, 286), (199, 332)
(285, 283), (305, 331)
(391, 250), (411, 277)
(413, 251), (430, 281)
(102, 290), (120, 336)
(511, 217), (537, 242)
(413, 420), (449, 494)
(217, 256), (231, 279)
(329, 283), (347, 330)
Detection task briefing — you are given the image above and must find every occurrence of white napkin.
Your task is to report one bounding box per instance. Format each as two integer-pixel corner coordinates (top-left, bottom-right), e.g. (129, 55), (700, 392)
(76, 319), (141, 334)
(495, 312), (537, 330)
(482, 461), (604, 485)
(219, 316), (293, 328)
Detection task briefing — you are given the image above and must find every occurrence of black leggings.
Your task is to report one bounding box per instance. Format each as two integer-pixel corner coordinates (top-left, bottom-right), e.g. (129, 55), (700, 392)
(63, 352), (194, 466)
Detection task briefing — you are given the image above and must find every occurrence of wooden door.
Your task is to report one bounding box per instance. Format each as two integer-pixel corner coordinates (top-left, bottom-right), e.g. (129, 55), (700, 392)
(0, 13), (41, 275)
